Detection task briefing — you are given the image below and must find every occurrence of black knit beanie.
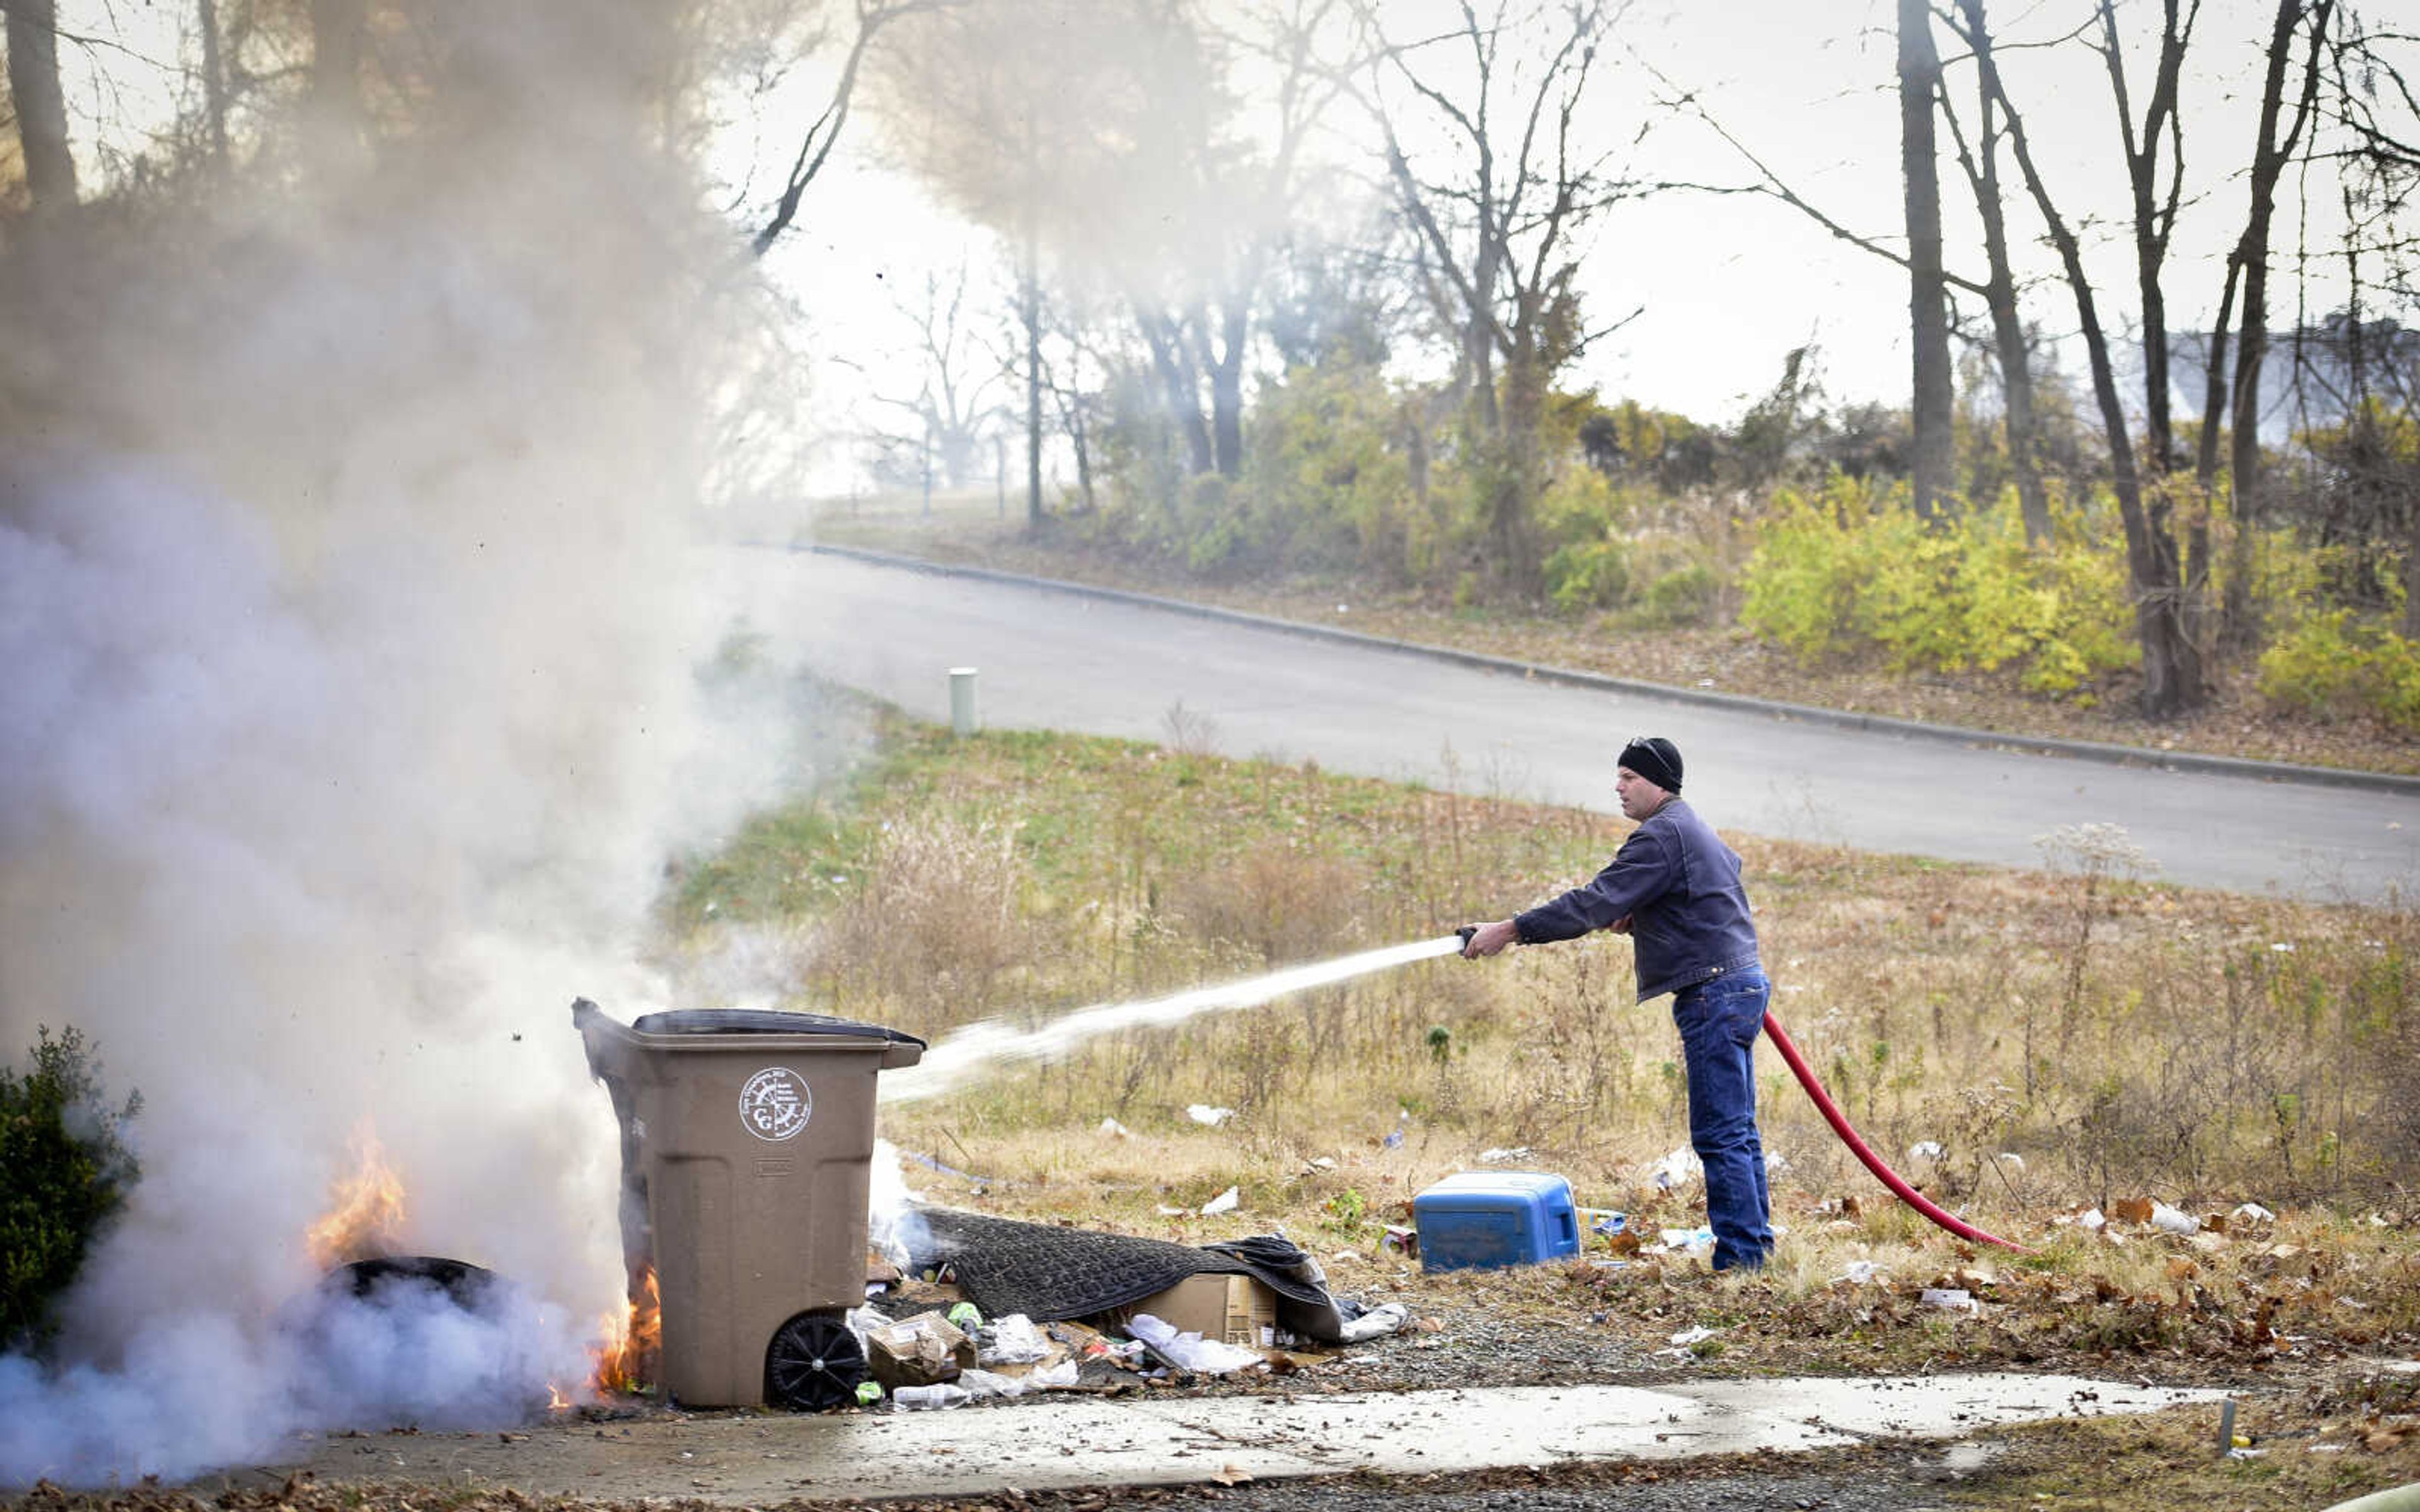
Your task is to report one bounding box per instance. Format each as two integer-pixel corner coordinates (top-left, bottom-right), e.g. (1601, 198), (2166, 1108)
(1618, 736), (1684, 794)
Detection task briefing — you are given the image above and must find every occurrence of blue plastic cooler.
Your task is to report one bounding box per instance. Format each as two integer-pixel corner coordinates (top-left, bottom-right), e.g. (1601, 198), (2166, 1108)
(1412, 1171), (1581, 1271)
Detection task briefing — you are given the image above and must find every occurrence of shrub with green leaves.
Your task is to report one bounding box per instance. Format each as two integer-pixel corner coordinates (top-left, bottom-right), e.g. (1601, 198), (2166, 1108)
(1, 1026), (142, 1352)
(2257, 609), (2420, 734)
(1536, 466), (1633, 612)
(1739, 477), (2133, 694)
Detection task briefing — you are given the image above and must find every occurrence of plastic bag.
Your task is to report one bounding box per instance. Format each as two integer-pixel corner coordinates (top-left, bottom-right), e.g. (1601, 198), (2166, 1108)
(1124, 1313), (1264, 1375)
(955, 1368), (1026, 1399)
(1337, 1301), (1410, 1343)
(977, 1313), (1052, 1366)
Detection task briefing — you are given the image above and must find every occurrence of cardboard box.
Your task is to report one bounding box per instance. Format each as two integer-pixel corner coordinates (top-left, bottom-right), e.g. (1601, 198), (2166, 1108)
(1097, 1273), (1277, 1348)
(863, 1309), (976, 1387)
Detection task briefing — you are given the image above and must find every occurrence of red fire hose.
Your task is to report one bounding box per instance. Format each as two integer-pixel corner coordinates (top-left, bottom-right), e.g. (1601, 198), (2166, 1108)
(1453, 927), (2027, 1251)
(1761, 1011), (2029, 1252)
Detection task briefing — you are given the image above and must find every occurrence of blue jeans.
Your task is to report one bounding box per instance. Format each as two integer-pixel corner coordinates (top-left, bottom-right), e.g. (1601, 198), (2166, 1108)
(1673, 968), (1774, 1271)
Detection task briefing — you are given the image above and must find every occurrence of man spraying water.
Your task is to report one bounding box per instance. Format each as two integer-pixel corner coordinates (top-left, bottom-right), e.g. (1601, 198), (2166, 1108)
(1460, 736), (1777, 1273)
(889, 730), (2021, 1253)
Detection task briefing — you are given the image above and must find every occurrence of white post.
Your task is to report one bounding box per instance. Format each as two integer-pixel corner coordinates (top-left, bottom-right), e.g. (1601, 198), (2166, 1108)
(949, 667), (979, 736)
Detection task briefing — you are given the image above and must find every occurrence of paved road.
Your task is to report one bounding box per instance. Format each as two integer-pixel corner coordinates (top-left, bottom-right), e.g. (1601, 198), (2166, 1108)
(729, 549), (2420, 903)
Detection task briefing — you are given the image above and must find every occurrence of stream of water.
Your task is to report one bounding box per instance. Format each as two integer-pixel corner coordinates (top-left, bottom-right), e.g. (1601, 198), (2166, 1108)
(877, 933), (1468, 1104)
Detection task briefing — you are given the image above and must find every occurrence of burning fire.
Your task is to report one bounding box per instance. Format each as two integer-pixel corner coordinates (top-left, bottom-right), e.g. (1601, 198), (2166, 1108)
(589, 1266), (659, 1395)
(304, 1121), (408, 1269)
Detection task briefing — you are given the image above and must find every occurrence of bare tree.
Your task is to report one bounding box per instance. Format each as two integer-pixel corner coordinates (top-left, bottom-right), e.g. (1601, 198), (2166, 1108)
(1933, 9), (2051, 543)
(2201, 1), (2333, 644)
(1349, 0), (1628, 593)
(2097, 0), (2197, 476)
(2313, 13), (2419, 633)
(860, 261), (1011, 504)
(4, 0), (78, 215)
(750, 0), (957, 255)
(1649, 34), (2051, 539)
(1121, 0), (1343, 479)
(1948, 0), (2204, 717)
(868, 0), (1131, 529)
(871, 0), (1334, 523)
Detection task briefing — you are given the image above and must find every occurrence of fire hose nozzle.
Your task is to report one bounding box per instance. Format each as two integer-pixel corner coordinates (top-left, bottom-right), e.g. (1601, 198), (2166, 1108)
(1455, 925), (1478, 953)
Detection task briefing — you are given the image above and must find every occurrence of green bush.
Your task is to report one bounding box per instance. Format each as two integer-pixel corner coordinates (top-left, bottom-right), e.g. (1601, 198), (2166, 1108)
(1639, 561), (1719, 627)
(1537, 466), (1631, 612)
(1, 1027), (142, 1352)
(1739, 478), (2133, 694)
(2257, 610), (2420, 733)
(1543, 537), (1630, 612)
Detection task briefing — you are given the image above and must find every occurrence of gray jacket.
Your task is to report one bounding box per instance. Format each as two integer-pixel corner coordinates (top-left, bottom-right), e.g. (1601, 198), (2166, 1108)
(1513, 796), (1761, 1001)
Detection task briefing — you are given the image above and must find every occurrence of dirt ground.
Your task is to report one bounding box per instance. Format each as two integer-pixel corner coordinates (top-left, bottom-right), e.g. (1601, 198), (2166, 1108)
(37, 1247), (2405, 1512)
(142, 1321), (2417, 1512)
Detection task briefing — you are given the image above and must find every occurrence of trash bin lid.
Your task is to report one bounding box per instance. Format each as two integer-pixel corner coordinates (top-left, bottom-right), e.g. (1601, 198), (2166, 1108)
(629, 1007), (926, 1049)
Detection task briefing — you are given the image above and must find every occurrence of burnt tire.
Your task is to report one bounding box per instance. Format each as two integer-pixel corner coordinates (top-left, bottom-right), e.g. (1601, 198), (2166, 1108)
(764, 1311), (865, 1411)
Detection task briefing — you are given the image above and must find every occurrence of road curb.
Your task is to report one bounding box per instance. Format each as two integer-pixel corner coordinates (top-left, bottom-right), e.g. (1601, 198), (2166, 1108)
(798, 542), (2420, 799)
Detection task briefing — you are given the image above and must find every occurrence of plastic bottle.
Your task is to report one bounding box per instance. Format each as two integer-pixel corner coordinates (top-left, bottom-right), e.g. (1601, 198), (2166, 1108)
(891, 1382), (971, 1411)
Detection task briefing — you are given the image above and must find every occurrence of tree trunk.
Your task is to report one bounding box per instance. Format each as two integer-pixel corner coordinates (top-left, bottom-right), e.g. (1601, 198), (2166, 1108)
(1493, 344), (1547, 597)
(2406, 506), (2420, 640)
(2104, 0), (2189, 475)
(1210, 296), (1247, 478)
(2102, 0), (2198, 668)
(2225, 0), (2333, 645)
(2189, 257), (2241, 646)
(1945, 6), (2047, 542)
(1899, 0), (1954, 522)
(1023, 220), (1044, 531)
(5, 0), (77, 214)
(198, 0), (231, 168)
(1138, 306), (1214, 476)
(1980, 256), (2047, 542)
(306, 0), (371, 175)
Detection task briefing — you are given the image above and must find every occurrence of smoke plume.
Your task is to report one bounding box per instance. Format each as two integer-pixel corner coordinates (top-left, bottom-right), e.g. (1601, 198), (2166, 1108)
(0, 1), (790, 1484)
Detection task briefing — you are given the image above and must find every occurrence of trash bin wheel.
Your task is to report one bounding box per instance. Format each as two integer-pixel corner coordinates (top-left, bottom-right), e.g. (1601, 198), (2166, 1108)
(765, 1310), (867, 1411)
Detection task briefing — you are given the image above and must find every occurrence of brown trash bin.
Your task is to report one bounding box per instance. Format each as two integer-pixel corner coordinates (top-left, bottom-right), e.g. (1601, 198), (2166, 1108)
(573, 999), (925, 1409)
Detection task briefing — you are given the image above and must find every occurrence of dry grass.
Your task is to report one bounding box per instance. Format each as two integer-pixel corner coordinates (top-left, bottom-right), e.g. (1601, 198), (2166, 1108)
(659, 711), (2420, 1400)
(665, 709), (2420, 1211)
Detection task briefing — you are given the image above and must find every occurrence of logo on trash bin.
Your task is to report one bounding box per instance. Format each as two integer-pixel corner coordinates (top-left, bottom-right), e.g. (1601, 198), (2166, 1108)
(739, 1067), (812, 1142)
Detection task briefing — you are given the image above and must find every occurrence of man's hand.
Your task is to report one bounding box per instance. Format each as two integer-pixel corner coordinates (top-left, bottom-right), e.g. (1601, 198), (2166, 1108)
(1462, 919), (1519, 958)
(1607, 915), (1633, 935)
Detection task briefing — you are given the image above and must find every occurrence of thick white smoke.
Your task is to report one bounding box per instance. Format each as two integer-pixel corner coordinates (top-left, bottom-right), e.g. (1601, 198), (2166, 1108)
(0, 3), (805, 1486)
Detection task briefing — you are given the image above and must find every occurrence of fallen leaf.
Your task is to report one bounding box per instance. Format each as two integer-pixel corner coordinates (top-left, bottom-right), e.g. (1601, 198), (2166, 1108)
(2112, 1197), (2156, 1225)
(1213, 1464), (1254, 1486)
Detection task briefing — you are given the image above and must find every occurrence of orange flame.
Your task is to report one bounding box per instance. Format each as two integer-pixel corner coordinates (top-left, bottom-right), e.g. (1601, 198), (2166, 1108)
(546, 1382), (573, 1412)
(590, 1266), (659, 1396)
(305, 1122), (408, 1269)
